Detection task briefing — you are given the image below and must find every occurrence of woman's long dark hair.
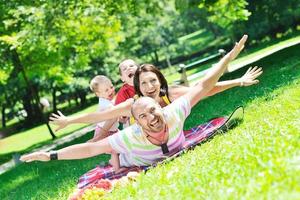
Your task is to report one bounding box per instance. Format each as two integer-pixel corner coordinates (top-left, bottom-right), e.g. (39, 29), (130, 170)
(133, 64), (169, 98)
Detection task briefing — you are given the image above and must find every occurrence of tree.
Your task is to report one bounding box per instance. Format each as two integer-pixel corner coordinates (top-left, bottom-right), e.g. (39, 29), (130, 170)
(175, 0), (250, 40)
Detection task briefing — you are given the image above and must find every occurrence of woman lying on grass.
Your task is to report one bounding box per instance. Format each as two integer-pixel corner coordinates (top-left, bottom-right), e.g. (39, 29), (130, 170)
(21, 35), (259, 171)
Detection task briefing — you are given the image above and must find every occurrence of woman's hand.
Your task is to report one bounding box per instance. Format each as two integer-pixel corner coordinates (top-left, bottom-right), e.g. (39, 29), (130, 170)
(49, 111), (69, 131)
(239, 66), (263, 86)
(228, 35), (248, 61)
(20, 152), (50, 162)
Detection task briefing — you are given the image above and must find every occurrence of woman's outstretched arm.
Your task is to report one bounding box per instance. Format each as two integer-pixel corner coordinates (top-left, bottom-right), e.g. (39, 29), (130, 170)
(205, 66), (262, 96)
(169, 64), (262, 100)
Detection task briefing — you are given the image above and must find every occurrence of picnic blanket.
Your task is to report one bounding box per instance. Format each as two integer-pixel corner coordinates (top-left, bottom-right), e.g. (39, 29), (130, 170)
(77, 116), (233, 189)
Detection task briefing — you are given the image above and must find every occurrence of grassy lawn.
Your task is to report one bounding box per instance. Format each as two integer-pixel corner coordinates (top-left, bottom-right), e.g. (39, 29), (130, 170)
(0, 42), (299, 199)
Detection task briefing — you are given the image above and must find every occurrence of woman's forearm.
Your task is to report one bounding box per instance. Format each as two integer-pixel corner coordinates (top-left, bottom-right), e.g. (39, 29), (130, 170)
(169, 78), (241, 99)
(206, 79), (240, 96)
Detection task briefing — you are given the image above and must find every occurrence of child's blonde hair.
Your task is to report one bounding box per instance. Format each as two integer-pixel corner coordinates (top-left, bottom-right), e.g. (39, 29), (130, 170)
(89, 75), (111, 92)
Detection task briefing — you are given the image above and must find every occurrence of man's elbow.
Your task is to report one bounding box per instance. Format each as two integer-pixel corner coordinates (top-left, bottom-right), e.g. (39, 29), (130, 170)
(86, 141), (111, 156)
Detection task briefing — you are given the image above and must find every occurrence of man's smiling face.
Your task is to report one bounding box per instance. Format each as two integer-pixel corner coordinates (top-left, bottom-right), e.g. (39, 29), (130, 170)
(132, 97), (166, 133)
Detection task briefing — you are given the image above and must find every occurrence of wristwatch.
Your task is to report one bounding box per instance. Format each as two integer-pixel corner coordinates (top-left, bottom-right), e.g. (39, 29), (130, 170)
(50, 151), (58, 160)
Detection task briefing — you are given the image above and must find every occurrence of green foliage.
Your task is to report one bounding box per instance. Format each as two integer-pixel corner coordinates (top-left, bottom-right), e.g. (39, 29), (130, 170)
(200, 0), (250, 29)
(0, 0), (166, 127)
(235, 0), (300, 40)
(175, 0), (250, 39)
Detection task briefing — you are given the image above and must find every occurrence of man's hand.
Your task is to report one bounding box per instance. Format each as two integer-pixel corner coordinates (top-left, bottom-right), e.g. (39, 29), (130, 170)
(20, 152), (50, 162)
(228, 35), (248, 61)
(49, 111), (69, 131)
(239, 66), (263, 86)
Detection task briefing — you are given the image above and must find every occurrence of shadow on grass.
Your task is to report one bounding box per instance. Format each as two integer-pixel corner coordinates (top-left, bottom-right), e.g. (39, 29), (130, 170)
(185, 43), (300, 129)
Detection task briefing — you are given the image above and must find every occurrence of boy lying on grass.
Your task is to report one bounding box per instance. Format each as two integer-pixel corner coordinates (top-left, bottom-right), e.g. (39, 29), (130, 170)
(21, 35), (251, 170)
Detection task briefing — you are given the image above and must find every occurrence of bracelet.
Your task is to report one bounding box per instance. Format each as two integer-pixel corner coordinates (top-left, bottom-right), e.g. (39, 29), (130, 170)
(50, 151), (58, 160)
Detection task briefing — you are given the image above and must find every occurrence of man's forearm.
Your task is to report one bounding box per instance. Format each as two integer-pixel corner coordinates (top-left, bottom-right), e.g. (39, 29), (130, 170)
(57, 138), (112, 160)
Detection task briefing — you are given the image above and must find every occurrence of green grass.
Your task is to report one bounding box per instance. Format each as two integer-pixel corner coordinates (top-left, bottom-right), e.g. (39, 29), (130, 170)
(1, 43), (299, 199)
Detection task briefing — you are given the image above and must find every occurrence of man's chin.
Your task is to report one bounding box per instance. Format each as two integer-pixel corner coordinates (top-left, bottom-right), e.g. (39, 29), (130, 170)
(152, 124), (164, 132)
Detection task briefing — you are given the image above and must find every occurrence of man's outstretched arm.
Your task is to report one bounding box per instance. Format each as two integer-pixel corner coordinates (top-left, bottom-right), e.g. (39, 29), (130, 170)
(20, 137), (113, 162)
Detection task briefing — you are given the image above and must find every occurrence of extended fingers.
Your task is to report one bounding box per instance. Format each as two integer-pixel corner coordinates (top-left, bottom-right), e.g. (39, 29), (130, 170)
(57, 110), (64, 116)
(250, 66), (258, 72)
(252, 70), (263, 78)
(245, 67), (252, 74)
(238, 35), (248, 46)
(250, 67), (263, 77)
(49, 116), (59, 121)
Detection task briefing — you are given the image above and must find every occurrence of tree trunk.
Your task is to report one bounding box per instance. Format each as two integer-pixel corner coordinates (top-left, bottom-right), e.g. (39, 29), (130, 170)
(75, 95), (79, 106)
(78, 90), (87, 108)
(68, 98), (71, 107)
(153, 50), (159, 64)
(1, 106), (6, 128)
(22, 93), (35, 124)
(11, 49), (56, 139)
(52, 87), (57, 113)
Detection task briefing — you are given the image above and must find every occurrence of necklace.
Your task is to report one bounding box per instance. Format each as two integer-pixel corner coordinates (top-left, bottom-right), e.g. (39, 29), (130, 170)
(145, 125), (169, 154)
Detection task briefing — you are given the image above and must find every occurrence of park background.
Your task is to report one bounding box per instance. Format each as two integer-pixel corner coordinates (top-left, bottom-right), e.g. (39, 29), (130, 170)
(0, 0), (299, 199)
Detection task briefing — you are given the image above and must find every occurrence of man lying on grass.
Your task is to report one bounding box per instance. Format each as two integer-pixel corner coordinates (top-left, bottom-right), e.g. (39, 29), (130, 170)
(20, 35), (249, 170)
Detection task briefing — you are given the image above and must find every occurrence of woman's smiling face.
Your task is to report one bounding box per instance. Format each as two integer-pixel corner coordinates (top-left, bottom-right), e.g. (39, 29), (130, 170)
(139, 71), (161, 99)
